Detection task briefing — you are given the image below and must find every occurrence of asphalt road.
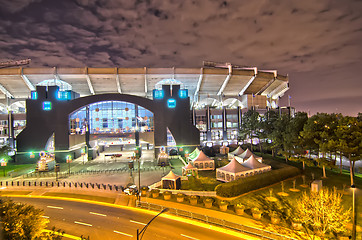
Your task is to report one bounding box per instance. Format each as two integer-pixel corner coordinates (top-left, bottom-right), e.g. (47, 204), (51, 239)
(10, 197), (246, 240)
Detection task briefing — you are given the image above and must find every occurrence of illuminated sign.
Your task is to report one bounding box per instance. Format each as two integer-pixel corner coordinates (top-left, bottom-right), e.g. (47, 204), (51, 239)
(167, 99), (176, 108)
(57, 91), (71, 100)
(153, 89), (164, 99)
(31, 91), (38, 100)
(42, 101), (52, 111)
(179, 89), (188, 98)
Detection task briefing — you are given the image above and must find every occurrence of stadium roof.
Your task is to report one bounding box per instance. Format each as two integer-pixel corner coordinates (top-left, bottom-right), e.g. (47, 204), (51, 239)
(0, 67), (288, 106)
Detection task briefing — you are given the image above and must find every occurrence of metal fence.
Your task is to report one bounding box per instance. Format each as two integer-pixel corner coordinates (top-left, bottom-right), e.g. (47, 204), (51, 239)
(137, 201), (296, 240)
(21, 166), (166, 179)
(0, 180), (124, 192)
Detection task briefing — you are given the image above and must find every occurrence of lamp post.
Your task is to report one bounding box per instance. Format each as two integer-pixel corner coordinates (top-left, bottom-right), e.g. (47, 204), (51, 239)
(351, 185), (357, 240)
(1, 159), (7, 177)
(137, 208), (169, 240)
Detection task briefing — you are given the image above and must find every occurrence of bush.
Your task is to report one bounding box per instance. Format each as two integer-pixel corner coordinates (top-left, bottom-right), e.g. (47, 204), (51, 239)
(215, 166), (301, 197)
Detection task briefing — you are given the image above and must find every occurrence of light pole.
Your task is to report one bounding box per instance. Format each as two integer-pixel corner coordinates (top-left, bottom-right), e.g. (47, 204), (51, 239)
(351, 185), (357, 240)
(137, 208), (169, 240)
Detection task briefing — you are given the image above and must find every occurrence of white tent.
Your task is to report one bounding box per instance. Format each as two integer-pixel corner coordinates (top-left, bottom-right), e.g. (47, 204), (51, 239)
(182, 161), (198, 176)
(228, 146), (244, 159)
(161, 170), (181, 189)
(216, 158), (254, 182)
(235, 148), (263, 162)
(188, 148), (214, 170)
(242, 155), (271, 174)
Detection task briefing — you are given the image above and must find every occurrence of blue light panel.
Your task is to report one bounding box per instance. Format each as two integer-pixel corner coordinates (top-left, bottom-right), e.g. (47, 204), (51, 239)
(179, 89), (188, 98)
(31, 91), (38, 100)
(57, 91), (71, 100)
(167, 99), (176, 108)
(153, 89), (164, 99)
(42, 101), (52, 111)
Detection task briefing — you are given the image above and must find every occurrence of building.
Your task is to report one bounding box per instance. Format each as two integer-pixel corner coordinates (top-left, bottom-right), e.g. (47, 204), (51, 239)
(0, 66), (289, 162)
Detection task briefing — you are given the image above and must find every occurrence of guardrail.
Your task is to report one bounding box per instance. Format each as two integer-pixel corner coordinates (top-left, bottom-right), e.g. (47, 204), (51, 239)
(137, 201), (296, 240)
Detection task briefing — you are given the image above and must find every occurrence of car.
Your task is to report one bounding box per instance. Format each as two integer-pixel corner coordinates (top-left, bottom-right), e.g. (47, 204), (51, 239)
(124, 185), (138, 195)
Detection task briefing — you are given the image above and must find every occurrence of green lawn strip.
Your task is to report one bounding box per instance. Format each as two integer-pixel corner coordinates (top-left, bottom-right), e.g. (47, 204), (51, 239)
(42, 192), (115, 204)
(0, 190), (32, 195)
(0, 164), (36, 178)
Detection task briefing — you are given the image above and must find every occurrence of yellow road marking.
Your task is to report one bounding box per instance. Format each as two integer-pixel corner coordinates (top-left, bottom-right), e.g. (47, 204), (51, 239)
(42, 229), (82, 240)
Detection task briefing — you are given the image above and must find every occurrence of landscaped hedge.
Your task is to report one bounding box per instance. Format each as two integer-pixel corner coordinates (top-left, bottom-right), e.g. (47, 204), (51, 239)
(215, 166), (301, 197)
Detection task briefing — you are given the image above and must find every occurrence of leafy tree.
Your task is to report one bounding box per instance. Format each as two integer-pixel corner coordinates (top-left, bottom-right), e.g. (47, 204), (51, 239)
(240, 109), (260, 151)
(0, 144), (12, 162)
(335, 116), (362, 186)
(298, 188), (351, 237)
(289, 156), (314, 171)
(0, 199), (63, 240)
(270, 113), (290, 161)
(259, 110), (279, 154)
(357, 112), (362, 122)
(256, 188), (351, 239)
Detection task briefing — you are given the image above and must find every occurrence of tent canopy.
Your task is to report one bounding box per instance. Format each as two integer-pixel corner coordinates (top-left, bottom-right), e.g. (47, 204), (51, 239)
(218, 158), (251, 173)
(229, 146), (244, 156)
(162, 170), (181, 181)
(188, 148), (212, 162)
(183, 161), (197, 170)
(242, 155), (270, 169)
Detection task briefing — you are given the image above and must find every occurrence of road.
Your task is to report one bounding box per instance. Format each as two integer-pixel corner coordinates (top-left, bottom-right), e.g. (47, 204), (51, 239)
(10, 197), (246, 240)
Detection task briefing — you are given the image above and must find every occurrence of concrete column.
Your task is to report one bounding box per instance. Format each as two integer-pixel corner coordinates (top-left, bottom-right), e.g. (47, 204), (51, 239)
(206, 106), (211, 141)
(222, 107), (227, 141)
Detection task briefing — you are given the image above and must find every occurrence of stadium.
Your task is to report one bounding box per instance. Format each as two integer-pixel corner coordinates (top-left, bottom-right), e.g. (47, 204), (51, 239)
(0, 64), (289, 162)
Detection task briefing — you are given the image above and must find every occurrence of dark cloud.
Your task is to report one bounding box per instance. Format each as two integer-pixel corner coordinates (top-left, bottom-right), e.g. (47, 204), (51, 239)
(0, 0), (361, 115)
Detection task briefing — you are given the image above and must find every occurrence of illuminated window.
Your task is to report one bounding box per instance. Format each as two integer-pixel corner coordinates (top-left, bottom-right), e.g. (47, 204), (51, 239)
(178, 89), (188, 98)
(153, 89), (164, 99)
(57, 91), (71, 100)
(167, 99), (176, 108)
(31, 91), (38, 100)
(42, 101), (52, 111)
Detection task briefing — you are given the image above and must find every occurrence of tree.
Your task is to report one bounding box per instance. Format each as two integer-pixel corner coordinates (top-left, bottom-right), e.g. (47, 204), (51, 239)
(259, 110), (279, 155)
(0, 144), (12, 162)
(270, 113), (290, 161)
(240, 109), (259, 151)
(298, 188), (351, 237)
(256, 188), (351, 239)
(335, 116), (362, 186)
(0, 199), (63, 240)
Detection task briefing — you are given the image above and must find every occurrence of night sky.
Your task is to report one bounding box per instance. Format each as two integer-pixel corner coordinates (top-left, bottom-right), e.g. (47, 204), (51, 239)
(0, 0), (361, 116)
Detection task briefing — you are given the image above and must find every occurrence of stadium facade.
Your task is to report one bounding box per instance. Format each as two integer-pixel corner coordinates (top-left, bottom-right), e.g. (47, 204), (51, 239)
(0, 66), (289, 162)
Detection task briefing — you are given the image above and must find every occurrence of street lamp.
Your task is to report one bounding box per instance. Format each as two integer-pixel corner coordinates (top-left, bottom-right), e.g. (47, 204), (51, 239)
(351, 185), (357, 240)
(137, 208), (169, 240)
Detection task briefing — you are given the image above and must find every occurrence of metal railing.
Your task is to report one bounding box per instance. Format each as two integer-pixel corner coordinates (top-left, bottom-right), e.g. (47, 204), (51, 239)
(137, 201), (296, 240)
(21, 166), (166, 179)
(0, 180), (124, 192)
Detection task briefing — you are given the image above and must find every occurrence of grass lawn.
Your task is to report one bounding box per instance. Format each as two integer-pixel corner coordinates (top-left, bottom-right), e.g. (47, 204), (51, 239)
(43, 192), (115, 204)
(229, 153), (362, 235)
(0, 163), (36, 178)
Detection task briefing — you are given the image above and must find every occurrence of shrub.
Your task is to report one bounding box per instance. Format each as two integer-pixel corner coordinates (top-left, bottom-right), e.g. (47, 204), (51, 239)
(215, 165), (301, 197)
(176, 193), (184, 198)
(234, 203), (245, 209)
